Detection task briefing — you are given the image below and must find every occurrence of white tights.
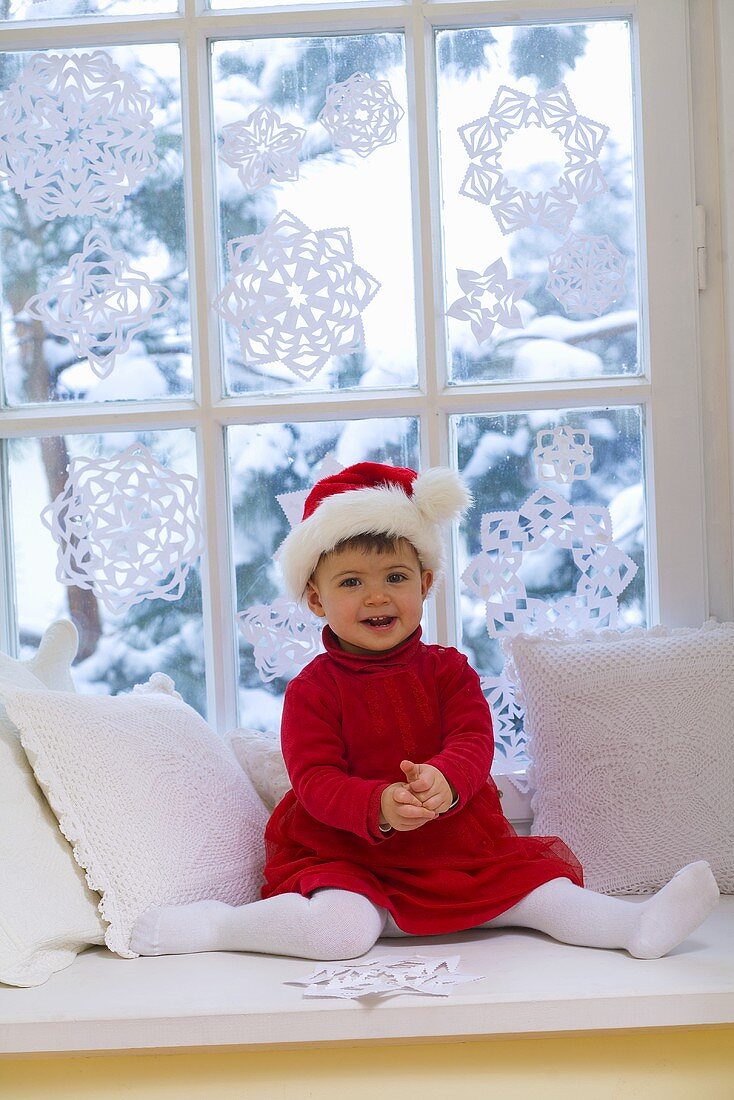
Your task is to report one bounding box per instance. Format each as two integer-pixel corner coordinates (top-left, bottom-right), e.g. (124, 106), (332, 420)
(130, 860), (719, 962)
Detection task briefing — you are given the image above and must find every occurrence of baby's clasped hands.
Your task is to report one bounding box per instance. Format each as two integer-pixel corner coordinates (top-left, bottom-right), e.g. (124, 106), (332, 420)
(378, 760), (455, 831)
(379, 781), (437, 831)
(400, 759), (455, 814)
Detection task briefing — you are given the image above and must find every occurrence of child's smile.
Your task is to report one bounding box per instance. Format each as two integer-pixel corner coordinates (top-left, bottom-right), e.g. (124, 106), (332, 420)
(306, 538), (433, 656)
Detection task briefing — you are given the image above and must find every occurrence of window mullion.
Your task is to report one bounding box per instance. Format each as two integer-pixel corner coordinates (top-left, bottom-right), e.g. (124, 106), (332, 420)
(0, 440), (17, 657)
(197, 419), (239, 732)
(0, 16), (185, 49)
(408, 0), (456, 645)
(636, 0), (706, 625)
(183, 19), (241, 731)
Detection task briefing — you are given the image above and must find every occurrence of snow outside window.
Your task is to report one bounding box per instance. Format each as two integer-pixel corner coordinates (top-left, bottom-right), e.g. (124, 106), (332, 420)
(0, 1), (706, 797)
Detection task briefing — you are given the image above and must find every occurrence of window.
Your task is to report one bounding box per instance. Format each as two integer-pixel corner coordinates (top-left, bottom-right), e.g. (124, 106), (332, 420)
(0, 0), (706, 790)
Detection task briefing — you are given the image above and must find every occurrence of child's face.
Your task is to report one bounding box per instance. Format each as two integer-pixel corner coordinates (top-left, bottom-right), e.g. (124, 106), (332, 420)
(306, 538), (433, 656)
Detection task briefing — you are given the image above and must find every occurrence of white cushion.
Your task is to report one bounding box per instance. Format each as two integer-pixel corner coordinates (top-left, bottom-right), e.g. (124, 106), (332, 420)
(4, 674), (270, 959)
(225, 728), (291, 812)
(0, 621), (106, 988)
(505, 620), (734, 894)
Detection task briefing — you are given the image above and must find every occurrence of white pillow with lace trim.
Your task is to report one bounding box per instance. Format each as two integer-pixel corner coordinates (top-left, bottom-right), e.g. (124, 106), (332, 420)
(4, 674), (270, 959)
(504, 620), (734, 895)
(0, 621), (107, 988)
(225, 728), (291, 812)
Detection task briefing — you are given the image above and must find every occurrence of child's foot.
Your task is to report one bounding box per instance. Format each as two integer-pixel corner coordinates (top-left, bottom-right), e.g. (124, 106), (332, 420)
(628, 861), (720, 959)
(130, 899), (232, 956)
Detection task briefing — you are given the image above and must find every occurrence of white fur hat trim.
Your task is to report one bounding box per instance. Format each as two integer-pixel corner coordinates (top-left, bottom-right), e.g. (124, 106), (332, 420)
(277, 467), (471, 600)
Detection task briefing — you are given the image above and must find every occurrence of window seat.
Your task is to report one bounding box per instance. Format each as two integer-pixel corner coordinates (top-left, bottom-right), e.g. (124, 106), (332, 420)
(1, 896), (732, 1055)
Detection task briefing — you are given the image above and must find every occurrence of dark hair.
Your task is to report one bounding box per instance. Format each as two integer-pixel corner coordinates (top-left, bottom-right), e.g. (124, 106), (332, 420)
(317, 533), (423, 567)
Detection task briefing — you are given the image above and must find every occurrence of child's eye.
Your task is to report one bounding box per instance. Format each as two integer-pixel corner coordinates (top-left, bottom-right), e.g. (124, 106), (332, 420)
(387, 573), (407, 583)
(339, 577), (360, 588)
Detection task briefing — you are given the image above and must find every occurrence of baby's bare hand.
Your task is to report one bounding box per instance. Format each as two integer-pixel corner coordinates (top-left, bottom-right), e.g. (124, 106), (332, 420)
(400, 760), (455, 814)
(380, 782), (438, 832)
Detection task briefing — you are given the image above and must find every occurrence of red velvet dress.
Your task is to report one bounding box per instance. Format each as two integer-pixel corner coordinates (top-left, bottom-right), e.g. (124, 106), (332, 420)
(261, 626), (584, 934)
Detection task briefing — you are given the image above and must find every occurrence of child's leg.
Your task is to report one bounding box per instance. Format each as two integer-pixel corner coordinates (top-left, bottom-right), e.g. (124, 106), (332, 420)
(130, 888), (387, 961)
(480, 860), (720, 959)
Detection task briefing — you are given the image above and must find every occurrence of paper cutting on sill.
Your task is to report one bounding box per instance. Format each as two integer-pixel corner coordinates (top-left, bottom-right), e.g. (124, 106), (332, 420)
(219, 105), (305, 193)
(318, 72), (404, 158)
(42, 443), (203, 615)
(546, 233), (627, 317)
(24, 229), (172, 380)
(533, 426), (594, 485)
(0, 50), (157, 220)
(289, 954), (484, 1000)
(447, 258), (528, 345)
(213, 210), (380, 380)
(458, 83), (608, 235)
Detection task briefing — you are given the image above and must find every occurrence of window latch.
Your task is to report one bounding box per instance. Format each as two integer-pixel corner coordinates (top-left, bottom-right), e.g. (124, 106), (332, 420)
(695, 204), (707, 291)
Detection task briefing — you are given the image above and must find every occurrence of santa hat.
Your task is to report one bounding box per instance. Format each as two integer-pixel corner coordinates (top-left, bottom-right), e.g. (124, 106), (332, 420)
(277, 461), (472, 600)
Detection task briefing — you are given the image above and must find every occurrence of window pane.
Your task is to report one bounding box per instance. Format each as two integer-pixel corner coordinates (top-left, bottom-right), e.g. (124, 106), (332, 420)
(454, 406), (646, 677)
(211, 33), (417, 397)
(209, 0), (396, 13)
(0, 46), (191, 405)
(0, 0), (178, 18)
(230, 416), (419, 730)
(8, 429), (206, 715)
(437, 21), (639, 384)
(1, 0), (177, 19)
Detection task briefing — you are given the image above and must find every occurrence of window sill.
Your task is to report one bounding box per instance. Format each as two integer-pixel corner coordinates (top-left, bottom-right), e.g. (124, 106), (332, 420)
(1, 897), (732, 1055)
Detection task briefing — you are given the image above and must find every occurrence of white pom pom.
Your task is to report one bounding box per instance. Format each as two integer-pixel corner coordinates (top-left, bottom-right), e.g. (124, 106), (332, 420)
(132, 672), (182, 699)
(412, 468), (472, 524)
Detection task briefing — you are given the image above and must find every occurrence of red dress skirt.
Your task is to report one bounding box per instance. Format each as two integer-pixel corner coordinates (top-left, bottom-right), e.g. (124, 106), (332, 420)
(261, 628), (584, 936)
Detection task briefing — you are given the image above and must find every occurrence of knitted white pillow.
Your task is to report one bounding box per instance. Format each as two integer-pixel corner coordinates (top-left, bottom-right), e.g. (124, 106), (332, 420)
(4, 675), (270, 959)
(225, 728), (291, 812)
(0, 621), (106, 988)
(505, 620), (734, 895)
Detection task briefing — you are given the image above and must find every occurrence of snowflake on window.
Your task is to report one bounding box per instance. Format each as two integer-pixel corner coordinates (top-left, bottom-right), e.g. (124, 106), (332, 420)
(318, 72), (405, 157)
(24, 229), (172, 380)
(481, 673), (528, 770)
(533, 426), (594, 484)
(0, 50), (157, 221)
(458, 83), (608, 235)
(41, 444), (202, 615)
(237, 598), (323, 682)
(213, 210), (380, 380)
(447, 258), (528, 344)
(461, 487), (636, 638)
(275, 454), (345, 532)
(218, 105), (305, 193)
(546, 233), (627, 316)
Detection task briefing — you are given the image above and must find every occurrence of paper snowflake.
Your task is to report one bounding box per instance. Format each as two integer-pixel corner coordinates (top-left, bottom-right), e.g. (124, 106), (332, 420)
(275, 454), (344, 532)
(318, 71), (404, 158)
(218, 105), (305, 193)
(447, 258), (528, 344)
(547, 233), (627, 316)
(237, 598), (323, 682)
(458, 83), (608, 235)
(0, 50), (157, 221)
(41, 443), (203, 615)
(461, 487), (637, 638)
(481, 673), (527, 769)
(290, 954), (484, 1000)
(213, 210), (380, 380)
(533, 426), (594, 484)
(24, 229), (172, 380)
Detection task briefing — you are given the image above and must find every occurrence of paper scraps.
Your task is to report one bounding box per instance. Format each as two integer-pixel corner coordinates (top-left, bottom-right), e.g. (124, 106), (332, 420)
(288, 954), (484, 1000)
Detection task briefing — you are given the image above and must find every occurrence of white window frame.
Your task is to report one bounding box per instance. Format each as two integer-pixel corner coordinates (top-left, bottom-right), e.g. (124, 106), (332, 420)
(0, 0), (708, 770)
